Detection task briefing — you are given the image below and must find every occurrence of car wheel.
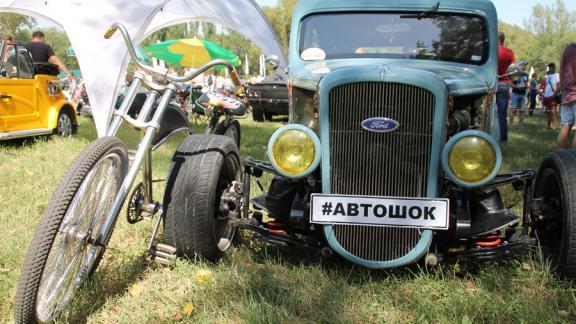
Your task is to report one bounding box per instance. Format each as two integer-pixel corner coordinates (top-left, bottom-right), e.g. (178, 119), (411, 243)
(533, 149), (576, 277)
(163, 134), (241, 262)
(252, 105), (265, 122)
(56, 110), (73, 137)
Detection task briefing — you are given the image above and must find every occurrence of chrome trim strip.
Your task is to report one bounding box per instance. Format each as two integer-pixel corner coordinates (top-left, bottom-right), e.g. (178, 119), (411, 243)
(0, 128), (53, 140)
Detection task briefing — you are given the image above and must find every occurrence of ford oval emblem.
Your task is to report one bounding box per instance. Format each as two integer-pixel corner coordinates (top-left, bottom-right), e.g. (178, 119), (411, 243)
(361, 117), (399, 133)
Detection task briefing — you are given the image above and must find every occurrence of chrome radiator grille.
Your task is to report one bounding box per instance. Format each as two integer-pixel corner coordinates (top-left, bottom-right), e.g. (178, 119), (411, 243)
(328, 82), (435, 261)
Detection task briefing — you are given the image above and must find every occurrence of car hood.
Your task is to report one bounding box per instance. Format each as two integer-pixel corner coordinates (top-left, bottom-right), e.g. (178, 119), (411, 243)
(292, 59), (494, 96)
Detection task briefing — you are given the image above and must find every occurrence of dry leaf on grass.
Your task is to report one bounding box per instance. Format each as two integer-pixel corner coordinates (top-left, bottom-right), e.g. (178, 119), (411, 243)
(128, 283), (143, 297)
(558, 310), (569, 318)
(195, 269), (213, 283)
(522, 262), (533, 270)
(183, 302), (194, 316)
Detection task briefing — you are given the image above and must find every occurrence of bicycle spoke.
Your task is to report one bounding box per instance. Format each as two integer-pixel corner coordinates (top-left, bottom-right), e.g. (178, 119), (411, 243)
(35, 153), (122, 322)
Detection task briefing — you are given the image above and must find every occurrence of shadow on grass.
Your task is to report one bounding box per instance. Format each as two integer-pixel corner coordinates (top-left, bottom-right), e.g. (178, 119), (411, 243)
(241, 237), (420, 280)
(64, 253), (148, 323)
(0, 135), (52, 149)
(215, 242), (423, 322)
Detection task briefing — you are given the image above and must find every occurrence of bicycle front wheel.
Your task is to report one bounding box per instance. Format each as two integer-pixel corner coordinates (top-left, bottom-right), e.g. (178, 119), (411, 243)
(14, 136), (128, 323)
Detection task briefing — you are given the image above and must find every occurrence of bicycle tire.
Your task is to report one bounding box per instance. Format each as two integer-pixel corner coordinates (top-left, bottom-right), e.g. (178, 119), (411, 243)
(14, 136), (128, 323)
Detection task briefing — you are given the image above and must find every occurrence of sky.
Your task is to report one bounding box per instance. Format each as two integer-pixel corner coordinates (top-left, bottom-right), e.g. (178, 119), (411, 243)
(255, 0), (576, 28)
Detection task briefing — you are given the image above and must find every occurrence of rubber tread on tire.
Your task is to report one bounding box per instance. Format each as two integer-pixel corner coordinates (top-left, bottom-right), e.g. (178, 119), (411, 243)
(14, 136), (128, 323)
(163, 134), (240, 262)
(534, 149), (576, 277)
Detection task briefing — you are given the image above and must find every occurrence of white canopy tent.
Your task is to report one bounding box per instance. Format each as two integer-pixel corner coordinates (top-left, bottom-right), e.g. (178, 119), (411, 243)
(0, 0), (286, 136)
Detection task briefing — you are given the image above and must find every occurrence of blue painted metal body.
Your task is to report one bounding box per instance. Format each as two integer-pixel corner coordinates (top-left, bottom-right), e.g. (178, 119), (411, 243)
(277, 0), (500, 268)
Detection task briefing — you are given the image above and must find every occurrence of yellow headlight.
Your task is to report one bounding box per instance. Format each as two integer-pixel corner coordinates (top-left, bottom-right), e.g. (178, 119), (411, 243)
(271, 129), (316, 175)
(448, 136), (496, 183)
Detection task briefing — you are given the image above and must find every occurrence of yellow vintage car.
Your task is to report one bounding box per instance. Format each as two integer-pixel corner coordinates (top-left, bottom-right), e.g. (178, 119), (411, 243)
(0, 40), (77, 140)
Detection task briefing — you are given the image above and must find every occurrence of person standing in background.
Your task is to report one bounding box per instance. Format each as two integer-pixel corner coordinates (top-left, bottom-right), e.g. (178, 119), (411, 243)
(529, 73), (539, 116)
(557, 43), (576, 148)
(496, 32), (515, 143)
(509, 69), (529, 127)
(25, 31), (72, 80)
(543, 63), (560, 130)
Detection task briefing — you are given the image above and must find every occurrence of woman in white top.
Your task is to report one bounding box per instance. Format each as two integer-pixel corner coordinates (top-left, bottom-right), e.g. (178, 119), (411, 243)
(543, 62), (561, 130)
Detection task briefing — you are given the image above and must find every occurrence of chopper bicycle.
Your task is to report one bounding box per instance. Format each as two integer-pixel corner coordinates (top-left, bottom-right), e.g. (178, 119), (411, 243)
(14, 23), (247, 323)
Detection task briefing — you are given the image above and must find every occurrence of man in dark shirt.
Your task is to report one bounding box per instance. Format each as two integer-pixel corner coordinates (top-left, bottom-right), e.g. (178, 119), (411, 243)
(496, 32), (515, 143)
(509, 70), (528, 127)
(25, 31), (72, 79)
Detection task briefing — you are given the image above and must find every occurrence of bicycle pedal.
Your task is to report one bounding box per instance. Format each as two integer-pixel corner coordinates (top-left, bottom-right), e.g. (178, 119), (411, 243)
(155, 243), (177, 254)
(151, 243), (177, 266)
(153, 255), (175, 266)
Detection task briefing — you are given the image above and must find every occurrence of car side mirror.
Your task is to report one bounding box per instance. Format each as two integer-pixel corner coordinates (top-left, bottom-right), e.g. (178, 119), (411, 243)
(265, 55), (280, 70)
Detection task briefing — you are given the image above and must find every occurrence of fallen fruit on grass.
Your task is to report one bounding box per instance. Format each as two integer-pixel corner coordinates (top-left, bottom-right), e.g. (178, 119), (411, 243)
(195, 269), (213, 283)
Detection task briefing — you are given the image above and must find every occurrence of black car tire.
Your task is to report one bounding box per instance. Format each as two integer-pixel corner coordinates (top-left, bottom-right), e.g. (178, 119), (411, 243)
(534, 149), (576, 277)
(214, 119), (241, 147)
(252, 105), (265, 122)
(163, 134), (241, 262)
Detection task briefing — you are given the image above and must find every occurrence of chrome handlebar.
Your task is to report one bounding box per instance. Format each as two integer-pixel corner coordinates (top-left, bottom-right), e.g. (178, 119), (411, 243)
(104, 23), (244, 88)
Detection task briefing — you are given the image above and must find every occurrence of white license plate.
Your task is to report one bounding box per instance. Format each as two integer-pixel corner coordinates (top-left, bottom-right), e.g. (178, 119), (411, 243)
(310, 194), (449, 230)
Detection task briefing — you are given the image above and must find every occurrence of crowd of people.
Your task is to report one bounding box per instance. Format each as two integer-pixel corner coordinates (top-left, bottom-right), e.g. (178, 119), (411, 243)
(497, 32), (576, 149)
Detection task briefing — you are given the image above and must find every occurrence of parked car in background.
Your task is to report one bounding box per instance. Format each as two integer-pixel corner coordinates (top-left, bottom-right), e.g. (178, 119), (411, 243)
(247, 59), (288, 122)
(0, 40), (77, 140)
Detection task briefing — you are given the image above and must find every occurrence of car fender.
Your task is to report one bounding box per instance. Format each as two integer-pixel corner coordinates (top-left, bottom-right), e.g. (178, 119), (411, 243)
(47, 99), (78, 130)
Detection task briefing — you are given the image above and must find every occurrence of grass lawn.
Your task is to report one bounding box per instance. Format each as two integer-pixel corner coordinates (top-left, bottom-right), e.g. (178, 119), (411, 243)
(1, 114), (575, 323)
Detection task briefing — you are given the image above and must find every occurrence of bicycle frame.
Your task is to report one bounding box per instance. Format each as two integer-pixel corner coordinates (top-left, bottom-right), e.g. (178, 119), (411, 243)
(94, 23), (245, 248)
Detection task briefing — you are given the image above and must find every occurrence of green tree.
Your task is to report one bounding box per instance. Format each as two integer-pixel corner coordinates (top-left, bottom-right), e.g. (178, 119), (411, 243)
(201, 22), (217, 40)
(523, 0), (576, 72)
(498, 22), (536, 65)
(145, 23), (189, 44)
(262, 0), (297, 51)
(0, 13), (36, 37)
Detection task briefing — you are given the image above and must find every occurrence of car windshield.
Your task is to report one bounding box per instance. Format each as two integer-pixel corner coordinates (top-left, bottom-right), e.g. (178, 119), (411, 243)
(299, 12), (488, 65)
(1, 43), (34, 79)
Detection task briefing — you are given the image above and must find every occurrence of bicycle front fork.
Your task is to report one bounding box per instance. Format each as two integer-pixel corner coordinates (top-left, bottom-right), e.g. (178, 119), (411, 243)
(95, 74), (177, 247)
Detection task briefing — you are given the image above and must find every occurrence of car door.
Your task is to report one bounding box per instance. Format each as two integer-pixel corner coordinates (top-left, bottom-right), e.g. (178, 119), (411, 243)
(0, 44), (39, 132)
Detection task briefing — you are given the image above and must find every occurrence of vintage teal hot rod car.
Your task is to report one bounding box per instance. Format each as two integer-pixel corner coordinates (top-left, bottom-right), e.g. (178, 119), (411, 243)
(184, 0), (574, 275)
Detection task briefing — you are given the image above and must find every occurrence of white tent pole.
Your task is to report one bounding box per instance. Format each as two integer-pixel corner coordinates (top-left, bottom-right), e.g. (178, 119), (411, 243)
(244, 53), (249, 76)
